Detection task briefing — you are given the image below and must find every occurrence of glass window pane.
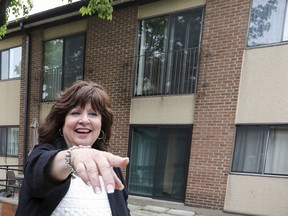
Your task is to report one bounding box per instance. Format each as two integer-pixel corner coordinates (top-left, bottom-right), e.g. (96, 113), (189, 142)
(129, 126), (192, 201)
(9, 47), (22, 78)
(154, 127), (191, 201)
(7, 127), (18, 156)
(0, 128), (6, 156)
(232, 126), (268, 173)
(283, 3), (288, 41)
(63, 34), (85, 89)
(135, 17), (168, 95)
(1, 51), (9, 80)
(43, 39), (63, 101)
(129, 127), (158, 196)
(265, 127), (288, 175)
(135, 8), (203, 96)
(166, 10), (202, 94)
(248, 0), (285, 46)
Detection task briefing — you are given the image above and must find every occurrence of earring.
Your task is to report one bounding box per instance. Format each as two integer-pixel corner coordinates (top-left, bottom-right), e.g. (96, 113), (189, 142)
(59, 128), (63, 136)
(98, 130), (105, 140)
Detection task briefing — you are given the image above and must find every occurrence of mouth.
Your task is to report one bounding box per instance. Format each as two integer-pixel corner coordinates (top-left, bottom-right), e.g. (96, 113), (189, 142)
(75, 129), (91, 134)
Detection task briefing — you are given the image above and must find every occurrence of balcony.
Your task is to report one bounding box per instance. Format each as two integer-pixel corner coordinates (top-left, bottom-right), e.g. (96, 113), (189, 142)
(134, 47), (200, 97)
(42, 64), (83, 102)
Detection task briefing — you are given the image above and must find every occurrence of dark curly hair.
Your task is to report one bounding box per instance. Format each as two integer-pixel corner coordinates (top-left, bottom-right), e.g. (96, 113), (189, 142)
(38, 80), (114, 151)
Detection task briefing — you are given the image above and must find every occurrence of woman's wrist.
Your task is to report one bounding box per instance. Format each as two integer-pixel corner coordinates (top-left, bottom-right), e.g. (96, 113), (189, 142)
(65, 145), (91, 173)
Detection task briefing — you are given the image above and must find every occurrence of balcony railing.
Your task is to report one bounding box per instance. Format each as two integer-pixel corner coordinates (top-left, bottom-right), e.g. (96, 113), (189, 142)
(42, 64), (83, 102)
(0, 165), (24, 198)
(134, 47), (200, 97)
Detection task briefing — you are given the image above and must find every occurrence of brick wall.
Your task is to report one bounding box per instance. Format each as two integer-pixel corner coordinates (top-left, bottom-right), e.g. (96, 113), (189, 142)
(19, 30), (43, 166)
(1, 201), (17, 216)
(85, 5), (138, 169)
(185, 0), (251, 209)
(18, 4), (137, 171)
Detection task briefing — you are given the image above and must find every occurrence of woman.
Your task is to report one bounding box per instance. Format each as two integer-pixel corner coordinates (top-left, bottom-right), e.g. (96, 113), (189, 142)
(16, 80), (130, 216)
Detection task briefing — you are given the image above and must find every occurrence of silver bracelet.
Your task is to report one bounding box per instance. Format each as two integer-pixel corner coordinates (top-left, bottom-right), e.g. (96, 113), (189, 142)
(65, 145), (91, 172)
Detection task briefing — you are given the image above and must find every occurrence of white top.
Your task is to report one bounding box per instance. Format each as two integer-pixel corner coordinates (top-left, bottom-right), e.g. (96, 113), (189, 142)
(51, 174), (112, 216)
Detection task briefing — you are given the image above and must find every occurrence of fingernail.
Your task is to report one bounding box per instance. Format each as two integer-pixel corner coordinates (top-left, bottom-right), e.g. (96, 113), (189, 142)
(94, 186), (101, 194)
(118, 184), (124, 191)
(106, 184), (114, 194)
(86, 181), (91, 186)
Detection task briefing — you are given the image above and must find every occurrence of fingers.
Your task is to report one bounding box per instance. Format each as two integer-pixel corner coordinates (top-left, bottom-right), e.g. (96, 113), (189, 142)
(74, 161), (90, 184)
(95, 154), (116, 193)
(71, 148), (129, 194)
(106, 152), (130, 167)
(85, 160), (102, 193)
(113, 170), (125, 191)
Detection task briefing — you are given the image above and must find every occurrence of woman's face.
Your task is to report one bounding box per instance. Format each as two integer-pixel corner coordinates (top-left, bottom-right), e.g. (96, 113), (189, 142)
(62, 102), (102, 147)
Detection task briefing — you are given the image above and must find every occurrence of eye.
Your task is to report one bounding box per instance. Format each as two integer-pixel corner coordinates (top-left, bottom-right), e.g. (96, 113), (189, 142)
(70, 111), (81, 116)
(89, 112), (99, 117)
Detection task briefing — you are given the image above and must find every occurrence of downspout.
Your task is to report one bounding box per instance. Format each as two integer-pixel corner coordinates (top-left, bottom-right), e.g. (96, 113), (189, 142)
(22, 22), (30, 165)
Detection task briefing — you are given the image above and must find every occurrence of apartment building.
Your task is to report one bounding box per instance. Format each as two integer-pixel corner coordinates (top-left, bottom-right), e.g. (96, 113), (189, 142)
(0, 0), (287, 215)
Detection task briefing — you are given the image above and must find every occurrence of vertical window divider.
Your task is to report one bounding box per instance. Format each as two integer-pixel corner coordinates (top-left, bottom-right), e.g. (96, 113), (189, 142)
(262, 127), (270, 174)
(280, 0), (288, 41)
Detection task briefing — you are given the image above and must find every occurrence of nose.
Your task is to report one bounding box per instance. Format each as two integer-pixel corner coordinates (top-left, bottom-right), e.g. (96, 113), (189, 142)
(79, 113), (90, 125)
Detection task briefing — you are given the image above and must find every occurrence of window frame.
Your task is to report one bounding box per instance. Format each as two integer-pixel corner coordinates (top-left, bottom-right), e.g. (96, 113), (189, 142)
(127, 124), (192, 202)
(134, 7), (204, 97)
(247, 0), (288, 48)
(231, 124), (288, 177)
(0, 46), (22, 80)
(0, 126), (19, 157)
(42, 33), (86, 102)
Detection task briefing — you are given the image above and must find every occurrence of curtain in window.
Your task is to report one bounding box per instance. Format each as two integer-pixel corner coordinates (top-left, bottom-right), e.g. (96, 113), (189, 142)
(129, 127), (157, 195)
(283, 5), (288, 40)
(43, 39), (63, 101)
(265, 127), (288, 175)
(1, 51), (9, 80)
(232, 126), (268, 173)
(7, 128), (18, 156)
(136, 17), (168, 95)
(43, 34), (85, 101)
(248, 0), (286, 46)
(166, 11), (202, 94)
(0, 128), (6, 156)
(135, 9), (203, 96)
(154, 128), (190, 200)
(129, 126), (191, 201)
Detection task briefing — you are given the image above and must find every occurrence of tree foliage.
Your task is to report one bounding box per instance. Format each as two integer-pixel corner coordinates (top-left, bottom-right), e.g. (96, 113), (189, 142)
(0, 0), (113, 39)
(248, 0), (278, 45)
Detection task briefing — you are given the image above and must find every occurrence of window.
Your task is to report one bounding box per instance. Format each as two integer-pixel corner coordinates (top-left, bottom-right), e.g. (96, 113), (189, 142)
(232, 125), (288, 175)
(0, 127), (19, 157)
(0, 47), (22, 80)
(42, 34), (85, 101)
(128, 125), (192, 201)
(248, 0), (288, 47)
(135, 8), (203, 96)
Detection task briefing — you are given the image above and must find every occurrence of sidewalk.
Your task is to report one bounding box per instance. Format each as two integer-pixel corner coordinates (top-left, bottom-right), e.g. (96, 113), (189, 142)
(128, 196), (241, 216)
(0, 195), (242, 216)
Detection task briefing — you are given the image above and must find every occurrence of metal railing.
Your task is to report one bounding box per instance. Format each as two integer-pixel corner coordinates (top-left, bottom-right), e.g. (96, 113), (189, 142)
(0, 165), (24, 198)
(134, 47), (201, 96)
(42, 64), (83, 102)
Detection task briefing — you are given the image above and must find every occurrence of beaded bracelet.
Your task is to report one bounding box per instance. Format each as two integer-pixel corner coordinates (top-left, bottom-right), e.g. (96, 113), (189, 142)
(65, 145), (91, 172)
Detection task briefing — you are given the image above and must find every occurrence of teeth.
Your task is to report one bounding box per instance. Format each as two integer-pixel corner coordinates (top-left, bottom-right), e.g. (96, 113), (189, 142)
(76, 129), (90, 133)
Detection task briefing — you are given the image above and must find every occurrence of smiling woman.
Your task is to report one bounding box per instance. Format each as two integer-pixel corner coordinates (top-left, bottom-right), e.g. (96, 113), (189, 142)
(15, 80), (130, 216)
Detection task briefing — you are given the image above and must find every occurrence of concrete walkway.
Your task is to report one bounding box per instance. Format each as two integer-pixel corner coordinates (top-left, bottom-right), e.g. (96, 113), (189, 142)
(0, 195), (242, 216)
(128, 196), (241, 216)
